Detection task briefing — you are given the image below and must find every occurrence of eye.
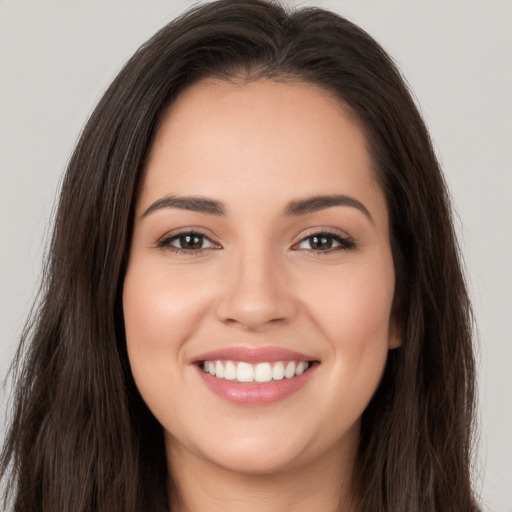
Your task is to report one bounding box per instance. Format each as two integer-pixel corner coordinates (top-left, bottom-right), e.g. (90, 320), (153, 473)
(158, 231), (220, 253)
(293, 231), (356, 253)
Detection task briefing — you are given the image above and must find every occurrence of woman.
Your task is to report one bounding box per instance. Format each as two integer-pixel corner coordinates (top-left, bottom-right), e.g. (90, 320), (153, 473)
(0, 0), (481, 510)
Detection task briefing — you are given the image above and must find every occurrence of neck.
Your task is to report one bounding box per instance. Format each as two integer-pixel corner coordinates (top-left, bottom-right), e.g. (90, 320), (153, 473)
(166, 436), (359, 512)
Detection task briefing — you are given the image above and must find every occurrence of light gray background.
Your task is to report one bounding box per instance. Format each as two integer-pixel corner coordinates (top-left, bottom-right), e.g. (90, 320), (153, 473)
(1, 0), (511, 509)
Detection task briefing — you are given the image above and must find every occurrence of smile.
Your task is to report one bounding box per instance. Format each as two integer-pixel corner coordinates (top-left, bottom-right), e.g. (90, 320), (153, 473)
(192, 347), (318, 406)
(202, 360), (310, 383)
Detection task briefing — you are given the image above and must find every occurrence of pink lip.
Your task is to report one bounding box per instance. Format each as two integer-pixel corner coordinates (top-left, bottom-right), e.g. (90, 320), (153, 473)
(194, 363), (318, 406)
(191, 346), (316, 364)
(191, 346), (319, 406)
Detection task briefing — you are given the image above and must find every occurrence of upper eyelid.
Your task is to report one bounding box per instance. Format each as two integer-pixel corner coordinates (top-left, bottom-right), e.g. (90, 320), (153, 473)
(295, 227), (352, 242)
(292, 227), (358, 252)
(158, 228), (220, 245)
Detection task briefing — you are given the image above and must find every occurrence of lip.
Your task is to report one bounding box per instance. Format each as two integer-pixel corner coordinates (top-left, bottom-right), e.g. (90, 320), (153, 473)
(194, 362), (318, 406)
(191, 346), (316, 364)
(191, 346), (319, 406)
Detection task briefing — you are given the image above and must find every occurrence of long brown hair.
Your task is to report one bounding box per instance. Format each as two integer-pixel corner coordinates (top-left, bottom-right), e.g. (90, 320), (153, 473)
(1, 1), (480, 510)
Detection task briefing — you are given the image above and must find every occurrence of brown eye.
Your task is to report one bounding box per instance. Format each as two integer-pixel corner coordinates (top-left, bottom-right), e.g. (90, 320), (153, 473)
(294, 232), (356, 253)
(178, 234), (204, 250)
(158, 231), (218, 252)
(309, 235), (334, 250)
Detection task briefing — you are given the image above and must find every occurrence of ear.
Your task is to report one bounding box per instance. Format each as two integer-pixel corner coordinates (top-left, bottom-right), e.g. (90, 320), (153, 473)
(388, 298), (403, 349)
(388, 322), (402, 349)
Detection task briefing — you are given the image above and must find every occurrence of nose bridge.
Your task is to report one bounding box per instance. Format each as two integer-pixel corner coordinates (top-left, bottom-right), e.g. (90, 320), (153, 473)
(216, 237), (295, 330)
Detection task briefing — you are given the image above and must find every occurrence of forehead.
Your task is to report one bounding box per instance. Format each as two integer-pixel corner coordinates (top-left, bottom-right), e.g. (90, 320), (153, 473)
(139, 78), (387, 224)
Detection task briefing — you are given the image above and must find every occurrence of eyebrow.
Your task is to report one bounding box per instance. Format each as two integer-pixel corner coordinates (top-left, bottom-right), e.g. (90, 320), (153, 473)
(283, 194), (373, 223)
(142, 194), (226, 217)
(142, 193), (373, 223)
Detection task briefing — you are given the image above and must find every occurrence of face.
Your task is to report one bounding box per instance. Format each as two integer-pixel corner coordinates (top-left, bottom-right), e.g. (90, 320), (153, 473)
(123, 78), (399, 477)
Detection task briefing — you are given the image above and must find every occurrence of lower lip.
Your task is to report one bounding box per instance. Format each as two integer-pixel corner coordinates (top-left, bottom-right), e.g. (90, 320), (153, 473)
(195, 363), (318, 406)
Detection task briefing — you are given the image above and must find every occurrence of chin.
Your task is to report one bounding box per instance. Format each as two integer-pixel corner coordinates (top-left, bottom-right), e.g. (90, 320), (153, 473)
(207, 444), (305, 475)
(168, 426), (310, 476)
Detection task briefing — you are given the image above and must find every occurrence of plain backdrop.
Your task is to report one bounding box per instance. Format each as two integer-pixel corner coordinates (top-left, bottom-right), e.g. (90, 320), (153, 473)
(1, 0), (511, 510)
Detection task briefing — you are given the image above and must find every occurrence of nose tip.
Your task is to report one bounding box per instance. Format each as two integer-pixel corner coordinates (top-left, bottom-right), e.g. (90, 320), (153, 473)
(215, 260), (297, 332)
(221, 305), (285, 332)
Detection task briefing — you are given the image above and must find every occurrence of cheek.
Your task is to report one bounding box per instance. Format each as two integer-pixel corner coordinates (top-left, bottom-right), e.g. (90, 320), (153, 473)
(123, 262), (212, 349)
(297, 255), (395, 408)
(122, 261), (214, 405)
(299, 255), (395, 347)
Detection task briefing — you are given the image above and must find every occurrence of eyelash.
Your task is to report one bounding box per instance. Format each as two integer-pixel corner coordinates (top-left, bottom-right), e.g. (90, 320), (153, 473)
(157, 230), (220, 255)
(157, 229), (357, 256)
(292, 229), (356, 255)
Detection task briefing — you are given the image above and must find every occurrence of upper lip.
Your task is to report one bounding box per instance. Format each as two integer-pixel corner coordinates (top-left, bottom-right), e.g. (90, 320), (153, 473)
(191, 346), (317, 364)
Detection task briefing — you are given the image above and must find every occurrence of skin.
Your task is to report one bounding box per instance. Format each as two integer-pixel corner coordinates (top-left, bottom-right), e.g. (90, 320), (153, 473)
(123, 78), (400, 511)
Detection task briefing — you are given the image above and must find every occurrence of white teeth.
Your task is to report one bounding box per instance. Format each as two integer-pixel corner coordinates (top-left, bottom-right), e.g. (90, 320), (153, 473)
(202, 360), (311, 383)
(295, 361), (307, 375)
(272, 361), (285, 380)
(284, 361), (296, 379)
(215, 360), (224, 378)
(236, 362), (254, 382)
(254, 362), (272, 383)
(224, 361), (237, 380)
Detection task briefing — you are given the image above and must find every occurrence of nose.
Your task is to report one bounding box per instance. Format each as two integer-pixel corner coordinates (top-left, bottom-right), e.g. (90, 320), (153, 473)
(215, 248), (298, 332)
